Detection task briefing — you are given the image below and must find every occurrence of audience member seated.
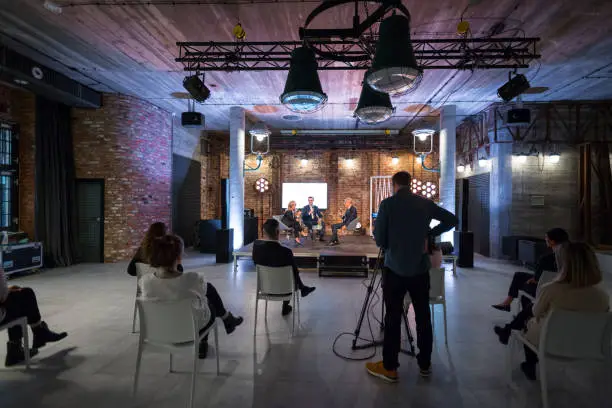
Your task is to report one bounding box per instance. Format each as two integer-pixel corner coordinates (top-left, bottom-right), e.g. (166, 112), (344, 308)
(492, 228), (569, 312)
(0, 268), (67, 367)
(329, 198), (358, 246)
(282, 200), (303, 246)
(128, 222), (183, 276)
(494, 242), (609, 381)
(252, 219), (316, 316)
(302, 196), (325, 241)
(139, 235), (243, 359)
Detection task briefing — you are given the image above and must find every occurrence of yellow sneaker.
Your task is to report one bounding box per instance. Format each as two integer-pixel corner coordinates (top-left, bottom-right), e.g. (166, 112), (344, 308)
(365, 361), (398, 383)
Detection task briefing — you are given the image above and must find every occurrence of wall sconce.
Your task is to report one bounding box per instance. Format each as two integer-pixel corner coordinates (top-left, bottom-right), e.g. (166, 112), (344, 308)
(345, 157), (354, 167)
(391, 155), (399, 165)
(514, 153), (527, 163)
(457, 164), (466, 173)
(300, 158), (309, 166)
(547, 153), (560, 164)
(478, 157), (490, 167)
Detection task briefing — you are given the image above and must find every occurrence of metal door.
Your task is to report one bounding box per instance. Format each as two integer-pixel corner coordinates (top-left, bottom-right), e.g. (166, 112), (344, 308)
(76, 179), (104, 262)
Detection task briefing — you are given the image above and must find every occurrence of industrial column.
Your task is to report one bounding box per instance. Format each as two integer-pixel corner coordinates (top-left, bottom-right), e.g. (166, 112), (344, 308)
(229, 106), (245, 249)
(439, 105), (456, 244)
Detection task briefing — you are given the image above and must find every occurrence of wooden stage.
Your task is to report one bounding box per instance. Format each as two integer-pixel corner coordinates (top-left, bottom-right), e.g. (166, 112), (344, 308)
(232, 235), (457, 276)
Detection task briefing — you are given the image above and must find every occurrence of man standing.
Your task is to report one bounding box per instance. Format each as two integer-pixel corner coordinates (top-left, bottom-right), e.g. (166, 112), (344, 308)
(302, 196), (325, 241)
(328, 198), (358, 246)
(366, 171), (458, 382)
(252, 219), (316, 316)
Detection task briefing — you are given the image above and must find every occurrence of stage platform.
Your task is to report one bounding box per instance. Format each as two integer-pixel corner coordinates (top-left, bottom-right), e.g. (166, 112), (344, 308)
(232, 235), (457, 276)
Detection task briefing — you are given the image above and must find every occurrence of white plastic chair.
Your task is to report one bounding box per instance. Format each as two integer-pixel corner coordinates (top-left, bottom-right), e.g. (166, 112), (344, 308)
(0, 317), (30, 369)
(254, 265), (299, 336)
(131, 263), (156, 333)
(133, 298), (220, 408)
(507, 309), (612, 408)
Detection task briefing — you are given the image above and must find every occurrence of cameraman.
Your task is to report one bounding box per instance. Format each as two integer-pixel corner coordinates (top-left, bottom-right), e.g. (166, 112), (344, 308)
(366, 171), (458, 382)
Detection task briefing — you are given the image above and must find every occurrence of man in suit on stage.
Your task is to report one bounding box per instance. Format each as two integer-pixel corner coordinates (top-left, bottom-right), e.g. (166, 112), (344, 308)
(302, 196), (325, 241)
(329, 198), (358, 246)
(252, 219), (316, 316)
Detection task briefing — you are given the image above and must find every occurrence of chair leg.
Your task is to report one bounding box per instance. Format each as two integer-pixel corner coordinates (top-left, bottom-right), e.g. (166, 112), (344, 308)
(506, 337), (514, 385)
(132, 300), (138, 333)
(291, 293), (296, 336)
(254, 297), (258, 336)
(169, 353), (173, 373)
(540, 357), (549, 408)
(190, 344), (199, 408)
(442, 302), (448, 345)
(133, 343), (143, 396)
(264, 300), (268, 321)
(22, 320), (30, 369)
(214, 324), (220, 375)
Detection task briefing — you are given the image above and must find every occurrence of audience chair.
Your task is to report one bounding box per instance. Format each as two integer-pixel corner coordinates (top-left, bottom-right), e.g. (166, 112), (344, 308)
(254, 265), (299, 336)
(345, 217), (361, 234)
(133, 298), (220, 408)
(0, 317), (30, 369)
(507, 309), (612, 408)
(132, 263), (156, 333)
(514, 270), (557, 315)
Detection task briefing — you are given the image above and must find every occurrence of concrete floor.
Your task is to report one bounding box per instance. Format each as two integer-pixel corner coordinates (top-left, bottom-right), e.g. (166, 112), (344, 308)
(1, 252), (610, 408)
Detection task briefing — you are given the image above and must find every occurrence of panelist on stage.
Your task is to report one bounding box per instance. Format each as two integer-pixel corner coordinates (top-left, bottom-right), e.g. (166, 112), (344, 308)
(329, 198), (357, 246)
(282, 200), (302, 245)
(302, 196), (325, 241)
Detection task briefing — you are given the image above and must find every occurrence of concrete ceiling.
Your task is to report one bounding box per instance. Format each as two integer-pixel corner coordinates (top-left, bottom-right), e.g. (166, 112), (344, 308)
(0, 0), (611, 130)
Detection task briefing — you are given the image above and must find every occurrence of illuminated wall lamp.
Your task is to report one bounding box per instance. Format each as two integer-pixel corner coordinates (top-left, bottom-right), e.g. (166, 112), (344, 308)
(391, 155), (399, 165)
(547, 153), (560, 164)
(300, 158), (309, 166)
(456, 164), (466, 173)
(478, 157), (490, 167)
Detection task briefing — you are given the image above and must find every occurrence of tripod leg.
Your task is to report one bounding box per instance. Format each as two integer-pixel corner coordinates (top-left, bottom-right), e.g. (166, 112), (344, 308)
(402, 305), (416, 356)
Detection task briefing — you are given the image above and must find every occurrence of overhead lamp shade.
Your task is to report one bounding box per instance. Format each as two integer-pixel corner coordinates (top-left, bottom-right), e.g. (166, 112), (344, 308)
(280, 47), (327, 113)
(354, 71), (394, 124)
(249, 121), (271, 140)
(367, 14), (422, 96)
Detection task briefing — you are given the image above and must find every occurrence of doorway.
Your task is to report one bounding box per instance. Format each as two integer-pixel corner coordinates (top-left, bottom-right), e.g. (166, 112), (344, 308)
(76, 179), (104, 263)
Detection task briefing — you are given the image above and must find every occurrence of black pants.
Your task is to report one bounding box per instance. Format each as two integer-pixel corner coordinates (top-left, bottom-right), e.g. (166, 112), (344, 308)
(330, 223), (344, 242)
(508, 271), (536, 298)
(503, 299), (539, 365)
(0, 288), (42, 342)
(383, 268), (432, 371)
(305, 221), (325, 239)
(199, 283), (228, 336)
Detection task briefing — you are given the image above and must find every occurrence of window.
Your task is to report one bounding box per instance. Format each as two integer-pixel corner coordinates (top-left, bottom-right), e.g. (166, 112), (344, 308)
(0, 124), (17, 231)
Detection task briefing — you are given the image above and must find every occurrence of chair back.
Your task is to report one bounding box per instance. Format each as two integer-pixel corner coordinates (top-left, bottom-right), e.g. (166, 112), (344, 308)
(135, 263), (156, 297)
(256, 265), (294, 296)
(273, 215), (290, 231)
(346, 218), (360, 231)
(536, 271), (557, 296)
(137, 298), (197, 344)
(429, 268), (446, 299)
(540, 309), (612, 360)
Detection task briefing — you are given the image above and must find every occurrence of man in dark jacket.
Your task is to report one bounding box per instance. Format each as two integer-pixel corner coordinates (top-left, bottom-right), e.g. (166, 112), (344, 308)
(252, 219), (316, 316)
(329, 198), (358, 246)
(302, 196), (325, 241)
(366, 171), (458, 382)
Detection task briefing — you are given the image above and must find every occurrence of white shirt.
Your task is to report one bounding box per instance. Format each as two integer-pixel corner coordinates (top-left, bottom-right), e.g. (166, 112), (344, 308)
(139, 268), (211, 327)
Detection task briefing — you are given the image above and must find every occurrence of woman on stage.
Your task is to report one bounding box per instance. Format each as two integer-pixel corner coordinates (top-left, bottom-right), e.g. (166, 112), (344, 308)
(282, 200), (303, 245)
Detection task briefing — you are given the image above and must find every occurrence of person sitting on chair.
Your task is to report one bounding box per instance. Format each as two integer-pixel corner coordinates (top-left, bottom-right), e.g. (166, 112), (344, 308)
(0, 268), (68, 367)
(329, 198), (358, 246)
(494, 242), (609, 381)
(302, 196), (325, 241)
(127, 222), (183, 276)
(252, 219), (316, 316)
(282, 200), (303, 246)
(491, 228), (569, 312)
(139, 235), (243, 359)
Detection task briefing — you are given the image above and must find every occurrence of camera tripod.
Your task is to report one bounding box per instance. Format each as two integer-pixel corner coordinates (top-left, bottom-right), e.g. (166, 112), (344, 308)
(351, 249), (415, 356)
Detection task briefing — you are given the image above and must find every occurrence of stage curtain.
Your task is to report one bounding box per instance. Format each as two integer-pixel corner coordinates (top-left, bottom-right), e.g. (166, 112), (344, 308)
(34, 96), (78, 267)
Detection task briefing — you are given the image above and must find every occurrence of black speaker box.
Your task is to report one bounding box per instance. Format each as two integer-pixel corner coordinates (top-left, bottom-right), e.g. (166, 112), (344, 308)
(215, 228), (233, 264)
(507, 108), (531, 125)
(454, 231), (474, 268)
(199, 219), (221, 253)
(220, 179), (229, 230)
(181, 112), (204, 128)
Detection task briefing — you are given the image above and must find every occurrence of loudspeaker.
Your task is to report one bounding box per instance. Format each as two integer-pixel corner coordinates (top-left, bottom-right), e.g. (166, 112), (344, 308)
(506, 108), (531, 125)
(497, 73), (530, 102)
(454, 231), (474, 268)
(181, 112), (204, 128)
(220, 179), (229, 230)
(460, 179), (469, 232)
(199, 219), (221, 253)
(215, 228), (233, 264)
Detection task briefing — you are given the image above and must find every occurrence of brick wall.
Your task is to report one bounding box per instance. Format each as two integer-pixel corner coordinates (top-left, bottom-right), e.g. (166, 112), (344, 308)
(72, 95), (172, 262)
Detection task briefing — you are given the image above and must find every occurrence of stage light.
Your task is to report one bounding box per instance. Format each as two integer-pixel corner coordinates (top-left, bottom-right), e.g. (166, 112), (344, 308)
(183, 75), (211, 103)
(249, 122), (271, 141)
(300, 158), (309, 166)
(254, 177), (270, 193)
(497, 73), (531, 102)
(412, 189), (418, 193)
(421, 191), (426, 196)
(416, 155), (423, 164)
(354, 70), (395, 124)
(367, 14), (422, 96)
(280, 47), (327, 113)
(427, 193), (432, 198)
(547, 153), (560, 164)
(417, 181), (422, 186)
(457, 164), (465, 173)
(391, 155), (399, 165)
(413, 128), (435, 141)
(514, 153), (527, 164)
(479, 157), (490, 168)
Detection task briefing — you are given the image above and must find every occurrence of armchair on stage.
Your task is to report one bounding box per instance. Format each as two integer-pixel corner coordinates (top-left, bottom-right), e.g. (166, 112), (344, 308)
(272, 215), (294, 242)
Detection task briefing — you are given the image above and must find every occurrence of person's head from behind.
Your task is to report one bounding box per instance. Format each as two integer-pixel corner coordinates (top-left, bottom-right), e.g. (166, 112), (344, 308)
(308, 196), (314, 206)
(150, 234), (184, 272)
(263, 218), (280, 241)
(344, 198), (352, 209)
(557, 242), (602, 288)
(288, 200), (296, 211)
(295, 209), (302, 218)
(545, 227), (569, 248)
(391, 171), (412, 194)
(142, 222), (168, 261)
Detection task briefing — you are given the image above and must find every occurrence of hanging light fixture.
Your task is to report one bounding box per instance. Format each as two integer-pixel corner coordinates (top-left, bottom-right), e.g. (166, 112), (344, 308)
(354, 70), (395, 124)
(280, 47), (327, 113)
(367, 14), (422, 96)
(249, 122), (271, 142)
(413, 128), (435, 141)
(457, 164), (465, 173)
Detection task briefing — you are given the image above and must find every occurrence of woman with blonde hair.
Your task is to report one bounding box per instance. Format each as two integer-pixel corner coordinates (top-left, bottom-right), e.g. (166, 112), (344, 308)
(281, 200), (302, 245)
(127, 222), (182, 276)
(516, 242), (609, 380)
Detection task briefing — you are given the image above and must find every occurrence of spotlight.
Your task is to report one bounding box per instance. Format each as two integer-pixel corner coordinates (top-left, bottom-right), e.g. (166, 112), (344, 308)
(547, 153), (560, 164)
(300, 158), (309, 166)
(367, 14), (422, 96)
(354, 71), (395, 124)
(497, 73), (531, 102)
(391, 155), (399, 165)
(479, 157), (490, 167)
(249, 122), (271, 141)
(280, 47), (327, 113)
(416, 155), (423, 165)
(412, 128), (435, 141)
(254, 177), (270, 193)
(183, 75), (211, 103)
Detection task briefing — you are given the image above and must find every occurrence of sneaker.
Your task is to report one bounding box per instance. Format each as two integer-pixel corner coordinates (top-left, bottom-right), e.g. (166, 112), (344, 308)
(222, 313), (244, 335)
(327, 240), (340, 246)
(282, 302), (293, 316)
(419, 365), (432, 378)
(491, 304), (511, 312)
(5, 341), (39, 367)
(300, 286), (316, 298)
(365, 361), (398, 383)
(493, 325), (511, 345)
(520, 362), (537, 381)
(32, 322), (68, 349)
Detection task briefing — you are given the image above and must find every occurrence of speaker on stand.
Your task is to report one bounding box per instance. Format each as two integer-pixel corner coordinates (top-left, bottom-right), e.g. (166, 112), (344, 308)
(454, 178), (474, 267)
(216, 178), (233, 263)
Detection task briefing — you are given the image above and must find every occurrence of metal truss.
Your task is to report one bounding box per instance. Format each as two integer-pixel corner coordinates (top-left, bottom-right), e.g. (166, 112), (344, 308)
(176, 37), (540, 72)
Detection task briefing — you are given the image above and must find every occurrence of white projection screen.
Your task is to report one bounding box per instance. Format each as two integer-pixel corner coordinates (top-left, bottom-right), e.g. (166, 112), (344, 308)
(282, 183), (328, 209)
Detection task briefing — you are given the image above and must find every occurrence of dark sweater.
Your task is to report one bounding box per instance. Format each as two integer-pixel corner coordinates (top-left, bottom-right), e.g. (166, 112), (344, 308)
(252, 240), (298, 276)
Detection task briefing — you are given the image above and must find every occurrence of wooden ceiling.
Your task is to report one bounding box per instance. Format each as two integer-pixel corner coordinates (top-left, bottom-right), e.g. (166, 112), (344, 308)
(0, 0), (611, 130)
